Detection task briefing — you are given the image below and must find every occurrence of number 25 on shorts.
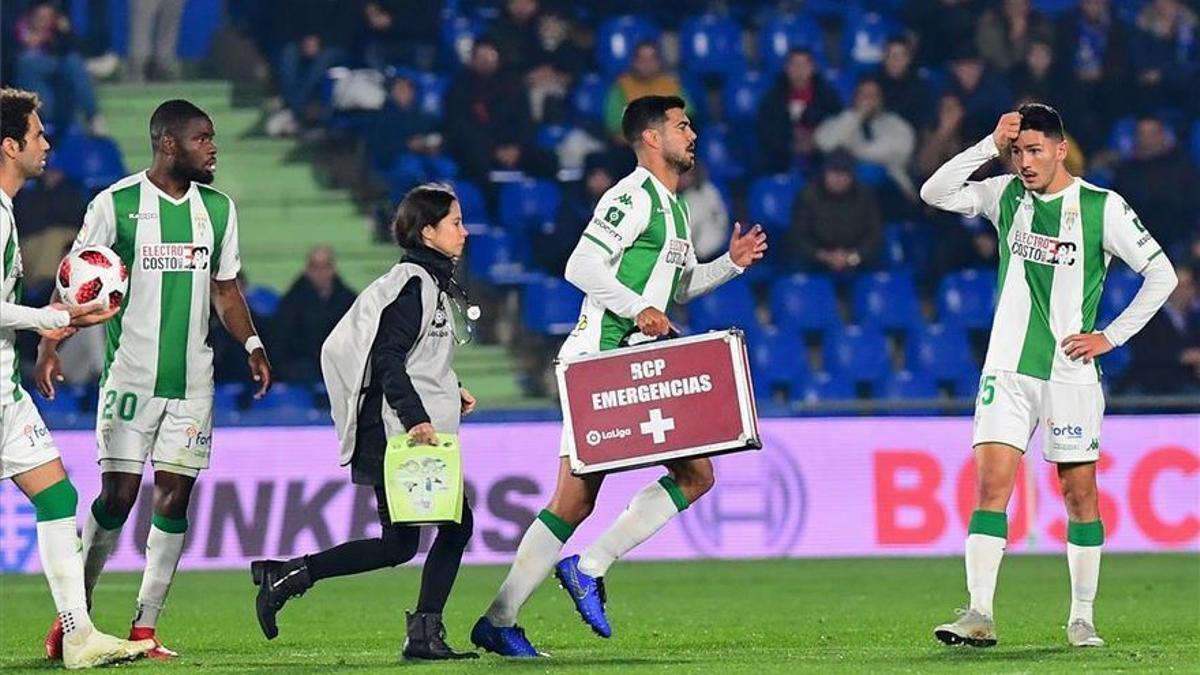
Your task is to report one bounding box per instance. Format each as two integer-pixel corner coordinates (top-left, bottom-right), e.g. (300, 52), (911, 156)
(979, 375), (997, 406)
(102, 390), (138, 421)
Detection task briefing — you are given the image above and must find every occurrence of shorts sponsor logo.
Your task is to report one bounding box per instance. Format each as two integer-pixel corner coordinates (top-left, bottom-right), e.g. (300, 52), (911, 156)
(1049, 419), (1084, 449)
(584, 427), (632, 446)
(140, 244), (210, 272)
(1011, 230), (1077, 267)
(22, 423), (49, 448)
(185, 425), (212, 458)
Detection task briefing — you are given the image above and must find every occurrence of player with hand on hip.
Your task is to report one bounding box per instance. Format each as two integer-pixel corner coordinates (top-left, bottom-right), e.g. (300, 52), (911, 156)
(921, 104), (1177, 648)
(471, 95), (768, 657)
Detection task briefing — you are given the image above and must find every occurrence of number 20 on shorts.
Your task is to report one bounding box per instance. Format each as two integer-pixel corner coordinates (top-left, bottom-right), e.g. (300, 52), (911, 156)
(102, 390), (138, 421)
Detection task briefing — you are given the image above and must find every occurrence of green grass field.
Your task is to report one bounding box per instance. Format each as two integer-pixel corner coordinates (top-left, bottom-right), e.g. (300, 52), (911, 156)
(1, 555), (1196, 673)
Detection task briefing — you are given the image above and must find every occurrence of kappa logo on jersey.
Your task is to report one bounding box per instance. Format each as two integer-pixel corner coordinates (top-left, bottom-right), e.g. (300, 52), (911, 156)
(665, 239), (691, 267)
(1011, 230), (1077, 267)
(140, 244), (210, 272)
(617, 194), (633, 207)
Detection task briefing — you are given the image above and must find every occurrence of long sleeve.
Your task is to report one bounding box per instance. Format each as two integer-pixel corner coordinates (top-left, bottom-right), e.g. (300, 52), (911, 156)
(563, 181), (657, 318)
(1101, 249), (1177, 348)
(374, 277), (430, 428)
(919, 135), (1010, 223)
(564, 239), (652, 318)
(813, 110), (860, 154)
(673, 251), (743, 304)
(0, 302), (69, 331)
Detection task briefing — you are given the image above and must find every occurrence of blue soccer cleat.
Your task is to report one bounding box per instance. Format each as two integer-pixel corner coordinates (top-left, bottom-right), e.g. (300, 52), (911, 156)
(554, 555), (612, 638)
(470, 617), (540, 657)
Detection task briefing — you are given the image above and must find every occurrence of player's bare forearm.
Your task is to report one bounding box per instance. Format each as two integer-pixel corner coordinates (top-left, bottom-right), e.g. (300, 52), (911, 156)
(211, 279), (259, 344)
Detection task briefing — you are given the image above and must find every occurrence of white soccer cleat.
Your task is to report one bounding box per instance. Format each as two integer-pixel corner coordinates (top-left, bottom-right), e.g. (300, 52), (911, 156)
(934, 608), (997, 648)
(62, 626), (154, 669)
(1067, 619), (1105, 647)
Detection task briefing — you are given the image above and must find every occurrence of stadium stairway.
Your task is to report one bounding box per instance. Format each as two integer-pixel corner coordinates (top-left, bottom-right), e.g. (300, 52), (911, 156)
(96, 80), (539, 409)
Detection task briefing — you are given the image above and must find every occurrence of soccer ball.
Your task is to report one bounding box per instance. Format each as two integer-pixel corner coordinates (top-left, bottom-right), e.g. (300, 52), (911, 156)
(56, 246), (128, 309)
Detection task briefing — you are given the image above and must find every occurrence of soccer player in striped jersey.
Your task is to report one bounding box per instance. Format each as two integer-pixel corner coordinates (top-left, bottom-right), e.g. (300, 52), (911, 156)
(921, 104), (1178, 648)
(471, 95), (768, 656)
(1, 87), (156, 668)
(38, 100), (273, 660)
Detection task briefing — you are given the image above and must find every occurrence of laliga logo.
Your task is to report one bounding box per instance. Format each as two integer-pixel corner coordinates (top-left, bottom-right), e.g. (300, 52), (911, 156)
(584, 427), (632, 447)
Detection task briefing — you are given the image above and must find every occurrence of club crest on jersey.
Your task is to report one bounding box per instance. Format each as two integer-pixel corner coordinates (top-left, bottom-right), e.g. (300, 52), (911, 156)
(1010, 230), (1077, 267)
(140, 244), (210, 271)
(665, 239), (691, 267)
(1062, 207), (1079, 231)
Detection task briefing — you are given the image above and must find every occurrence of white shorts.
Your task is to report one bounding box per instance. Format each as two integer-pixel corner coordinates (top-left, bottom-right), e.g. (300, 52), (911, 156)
(972, 369), (1104, 463)
(0, 392), (61, 481)
(96, 386), (213, 477)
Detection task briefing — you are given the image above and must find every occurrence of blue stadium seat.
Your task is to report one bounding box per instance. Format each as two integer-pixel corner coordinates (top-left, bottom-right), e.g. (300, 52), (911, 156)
(1032, 0), (1082, 15)
(1191, 119), (1200, 165)
(521, 276), (583, 335)
(770, 274), (840, 333)
(244, 286), (280, 317)
(747, 173), (805, 235)
(937, 268), (997, 330)
(595, 15), (661, 76)
(252, 382), (314, 411)
(52, 133), (126, 193)
(798, 371), (855, 402)
(823, 324), (891, 384)
(723, 70), (770, 122)
(906, 323), (976, 382)
(953, 370), (982, 399)
(466, 228), (534, 285)
(697, 123), (747, 182)
(441, 14), (485, 66)
(758, 13), (826, 73)
(824, 67), (860, 105)
(842, 11), (899, 69)
(36, 388), (81, 416)
(747, 325), (809, 399)
(214, 382), (246, 412)
(415, 72), (449, 118)
(687, 280), (757, 333)
(882, 223), (907, 269)
(679, 13), (745, 77)
(446, 179), (489, 231)
(537, 124), (572, 151)
(176, 0), (221, 59)
(854, 161), (889, 188)
(851, 271), (922, 331)
(572, 73), (611, 121)
(498, 179), (561, 235)
(1100, 265), (1143, 324)
(1100, 345), (1132, 379)
(876, 370), (940, 401)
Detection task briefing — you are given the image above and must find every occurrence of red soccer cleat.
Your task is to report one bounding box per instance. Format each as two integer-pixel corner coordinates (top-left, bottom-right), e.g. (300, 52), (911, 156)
(128, 627), (178, 660)
(45, 616), (63, 660)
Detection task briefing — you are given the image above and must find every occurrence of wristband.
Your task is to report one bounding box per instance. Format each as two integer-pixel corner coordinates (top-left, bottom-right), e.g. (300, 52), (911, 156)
(244, 335), (264, 354)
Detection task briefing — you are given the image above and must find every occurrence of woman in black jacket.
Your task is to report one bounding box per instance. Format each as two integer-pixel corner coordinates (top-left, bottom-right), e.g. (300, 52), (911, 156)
(250, 185), (477, 661)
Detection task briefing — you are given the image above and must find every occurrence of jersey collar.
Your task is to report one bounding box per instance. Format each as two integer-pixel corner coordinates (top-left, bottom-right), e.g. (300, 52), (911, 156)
(1030, 176), (1079, 202)
(0, 188), (11, 212)
(636, 165), (678, 203)
(140, 170), (197, 206)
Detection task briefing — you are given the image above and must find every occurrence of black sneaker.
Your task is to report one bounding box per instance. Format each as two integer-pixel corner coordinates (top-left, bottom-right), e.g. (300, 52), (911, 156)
(250, 558), (312, 640)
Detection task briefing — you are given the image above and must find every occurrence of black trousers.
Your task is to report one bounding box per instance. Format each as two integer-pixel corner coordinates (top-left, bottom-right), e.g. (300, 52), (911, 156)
(304, 486), (473, 614)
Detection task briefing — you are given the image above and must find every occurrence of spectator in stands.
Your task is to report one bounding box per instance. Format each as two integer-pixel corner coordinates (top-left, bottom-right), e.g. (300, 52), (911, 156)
(1008, 40), (1062, 108)
(1113, 117), (1199, 251)
(12, 167), (87, 291)
(757, 48), (841, 174)
(365, 75), (443, 178)
(269, 0), (356, 135)
(14, 2), (105, 134)
(902, 0), (982, 67)
(914, 94), (969, 184)
(490, 0), (579, 122)
(946, 48), (1013, 140)
(814, 76), (916, 199)
(211, 272), (264, 384)
(1130, 0), (1198, 113)
(976, 0), (1054, 73)
(126, 0), (185, 82)
(360, 1), (442, 71)
(273, 246), (357, 383)
(444, 39), (556, 184)
(789, 151), (882, 274)
(532, 154), (614, 276)
(1053, 0), (1128, 151)
(1123, 263), (1200, 394)
(603, 41), (691, 140)
(678, 162), (729, 262)
(877, 38), (932, 130)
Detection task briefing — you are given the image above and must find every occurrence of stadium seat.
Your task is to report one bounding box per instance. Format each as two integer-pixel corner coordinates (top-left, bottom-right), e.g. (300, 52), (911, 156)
(823, 324), (891, 384)
(1032, 0), (1082, 15)
(876, 370), (940, 401)
(441, 14), (485, 66)
(52, 133), (126, 193)
(446, 179), (489, 231)
(854, 161), (889, 188)
(415, 71), (448, 118)
(953, 370), (982, 400)
(746, 324), (809, 399)
(722, 70), (770, 122)
(521, 275), (583, 335)
(1191, 119), (1200, 165)
(937, 268), (997, 330)
(214, 382), (246, 412)
(906, 323), (977, 382)
(244, 286), (280, 317)
(770, 274), (840, 333)
(536, 124), (572, 151)
(758, 13), (826, 72)
(798, 371), (856, 402)
(882, 223), (907, 269)
(851, 271), (922, 331)
(824, 67), (860, 105)
(679, 13), (745, 77)
(696, 123), (747, 182)
(466, 227), (534, 285)
(252, 382), (314, 411)
(747, 173), (805, 235)
(572, 73), (611, 121)
(595, 15), (661, 76)
(1100, 265), (1143, 324)
(687, 280), (758, 333)
(176, 0), (221, 60)
(498, 179), (561, 235)
(842, 11), (899, 69)
(1100, 345), (1132, 379)
(36, 388), (81, 416)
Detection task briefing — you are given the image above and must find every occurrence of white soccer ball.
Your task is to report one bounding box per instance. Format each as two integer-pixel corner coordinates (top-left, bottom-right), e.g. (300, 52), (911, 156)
(56, 245), (129, 309)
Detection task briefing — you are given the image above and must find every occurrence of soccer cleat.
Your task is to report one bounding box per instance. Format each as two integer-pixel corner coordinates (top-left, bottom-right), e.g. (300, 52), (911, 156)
(129, 626), (178, 659)
(554, 555), (612, 638)
(934, 608), (997, 648)
(251, 558), (312, 640)
(62, 626), (154, 670)
(470, 617), (541, 657)
(1067, 619), (1105, 647)
(45, 615), (63, 660)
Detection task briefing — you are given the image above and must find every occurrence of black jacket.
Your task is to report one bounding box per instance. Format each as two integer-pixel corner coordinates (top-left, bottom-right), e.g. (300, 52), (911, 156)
(273, 274), (357, 383)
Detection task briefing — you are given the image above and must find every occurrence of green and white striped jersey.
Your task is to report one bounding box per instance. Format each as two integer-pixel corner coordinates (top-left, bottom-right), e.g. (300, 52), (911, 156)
(1, 190), (25, 404)
(74, 172), (241, 399)
(559, 166), (693, 356)
(928, 138), (1163, 384)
